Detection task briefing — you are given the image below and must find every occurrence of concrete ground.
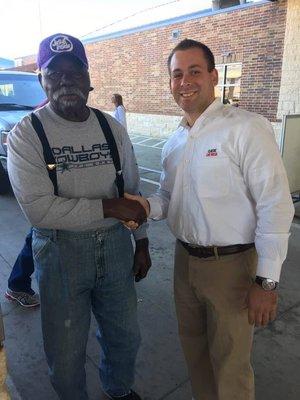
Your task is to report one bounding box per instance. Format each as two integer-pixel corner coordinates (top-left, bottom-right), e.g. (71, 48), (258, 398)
(1, 134), (300, 400)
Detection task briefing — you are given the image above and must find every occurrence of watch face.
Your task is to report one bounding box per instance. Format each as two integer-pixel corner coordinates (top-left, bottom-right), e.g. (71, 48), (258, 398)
(262, 279), (276, 291)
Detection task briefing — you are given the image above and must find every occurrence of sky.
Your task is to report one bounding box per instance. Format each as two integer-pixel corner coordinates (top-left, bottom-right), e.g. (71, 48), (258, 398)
(0, 0), (260, 59)
(0, 0), (212, 58)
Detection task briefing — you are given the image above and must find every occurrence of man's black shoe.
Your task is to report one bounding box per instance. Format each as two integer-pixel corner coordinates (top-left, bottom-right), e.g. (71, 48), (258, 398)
(107, 390), (141, 400)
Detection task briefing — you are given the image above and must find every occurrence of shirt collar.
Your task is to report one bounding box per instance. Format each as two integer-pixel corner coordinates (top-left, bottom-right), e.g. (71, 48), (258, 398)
(178, 98), (223, 129)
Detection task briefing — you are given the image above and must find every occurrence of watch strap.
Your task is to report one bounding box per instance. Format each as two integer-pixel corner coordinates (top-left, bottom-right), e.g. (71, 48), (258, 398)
(255, 276), (278, 290)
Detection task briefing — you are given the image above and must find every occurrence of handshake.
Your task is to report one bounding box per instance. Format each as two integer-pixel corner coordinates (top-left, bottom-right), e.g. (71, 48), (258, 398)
(102, 193), (150, 229)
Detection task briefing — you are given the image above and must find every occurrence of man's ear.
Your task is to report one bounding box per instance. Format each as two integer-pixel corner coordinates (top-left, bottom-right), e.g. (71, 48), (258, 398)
(211, 68), (218, 87)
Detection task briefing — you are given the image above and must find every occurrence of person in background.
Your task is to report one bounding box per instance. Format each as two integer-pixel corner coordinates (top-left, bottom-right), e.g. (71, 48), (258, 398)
(5, 229), (39, 307)
(112, 93), (127, 130)
(5, 99), (49, 308)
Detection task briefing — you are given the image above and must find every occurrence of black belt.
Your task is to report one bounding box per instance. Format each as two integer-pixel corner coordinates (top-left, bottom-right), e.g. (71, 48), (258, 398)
(179, 240), (255, 259)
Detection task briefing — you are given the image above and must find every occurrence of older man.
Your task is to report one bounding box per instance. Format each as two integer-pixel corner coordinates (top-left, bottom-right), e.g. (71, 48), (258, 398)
(126, 39), (294, 400)
(8, 33), (150, 400)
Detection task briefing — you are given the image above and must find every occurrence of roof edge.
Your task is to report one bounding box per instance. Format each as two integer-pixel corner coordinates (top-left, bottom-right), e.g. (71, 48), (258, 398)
(82, 1), (270, 45)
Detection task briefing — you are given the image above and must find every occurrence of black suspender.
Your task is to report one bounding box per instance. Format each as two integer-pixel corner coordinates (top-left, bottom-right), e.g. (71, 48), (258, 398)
(91, 108), (124, 197)
(31, 113), (58, 195)
(30, 108), (124, 198)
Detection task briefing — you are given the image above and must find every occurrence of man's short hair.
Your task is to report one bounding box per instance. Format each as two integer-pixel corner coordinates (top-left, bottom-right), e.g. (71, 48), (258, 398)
(167, 39), (215, 73)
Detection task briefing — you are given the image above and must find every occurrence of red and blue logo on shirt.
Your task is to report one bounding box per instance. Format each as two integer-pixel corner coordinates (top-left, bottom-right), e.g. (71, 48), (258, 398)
(206, 148), (218, 157)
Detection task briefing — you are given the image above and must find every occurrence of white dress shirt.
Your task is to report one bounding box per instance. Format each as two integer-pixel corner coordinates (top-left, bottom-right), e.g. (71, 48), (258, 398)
(113, 105), (127, 130)
(148, 99), (294, 282)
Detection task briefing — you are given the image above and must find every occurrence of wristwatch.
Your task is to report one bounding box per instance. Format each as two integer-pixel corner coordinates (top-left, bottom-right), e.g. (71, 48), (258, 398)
(255, 276), (278, 291)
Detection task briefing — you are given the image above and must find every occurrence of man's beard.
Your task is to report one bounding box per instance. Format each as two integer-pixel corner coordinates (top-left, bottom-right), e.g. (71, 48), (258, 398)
(52, 86), (86, 108)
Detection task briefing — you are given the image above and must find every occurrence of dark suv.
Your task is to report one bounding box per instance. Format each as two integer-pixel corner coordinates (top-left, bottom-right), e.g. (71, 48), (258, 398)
(0, 71), (46, 194)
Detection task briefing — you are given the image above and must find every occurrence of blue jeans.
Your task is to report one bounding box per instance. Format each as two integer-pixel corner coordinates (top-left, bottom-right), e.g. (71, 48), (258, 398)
(32, 223), (141, 400)
(8, 229), (34, 295)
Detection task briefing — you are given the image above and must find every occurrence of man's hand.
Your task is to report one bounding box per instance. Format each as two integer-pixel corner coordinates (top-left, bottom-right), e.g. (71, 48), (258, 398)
(133, 238), (151, 282)
(245, 283), (278, 327)
(102, 198), (146, 226)
(122, 193), (150, 230)
(124, 193), (150, 216)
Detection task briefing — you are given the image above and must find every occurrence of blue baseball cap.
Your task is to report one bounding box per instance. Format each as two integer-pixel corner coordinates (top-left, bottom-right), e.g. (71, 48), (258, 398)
(37, 33), (88, 70)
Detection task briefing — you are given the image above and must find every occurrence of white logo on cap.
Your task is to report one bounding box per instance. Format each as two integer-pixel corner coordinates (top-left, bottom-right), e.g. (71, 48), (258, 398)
(50, 35), (73, 53)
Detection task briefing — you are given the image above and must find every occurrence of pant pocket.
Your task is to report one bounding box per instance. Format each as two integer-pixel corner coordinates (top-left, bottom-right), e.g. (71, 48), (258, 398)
(244, 248), (258, 281)
(32, 231), (51, 260)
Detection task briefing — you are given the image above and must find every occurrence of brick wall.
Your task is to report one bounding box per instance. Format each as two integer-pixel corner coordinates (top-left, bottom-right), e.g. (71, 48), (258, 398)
(86, 0), (287, 122)
(277, 0), (300, 118)
(18, 54), (36, 65)
(16, 1), (289, 133)
(7, 63), (37, 73)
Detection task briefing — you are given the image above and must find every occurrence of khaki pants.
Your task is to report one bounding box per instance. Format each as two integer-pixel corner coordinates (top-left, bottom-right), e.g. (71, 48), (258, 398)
(174, 241), (257, 400)
(0, 345), (10, 400)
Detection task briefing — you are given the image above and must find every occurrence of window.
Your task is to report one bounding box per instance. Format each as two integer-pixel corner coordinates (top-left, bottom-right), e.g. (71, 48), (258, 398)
(15, 58), (22, 67)
(215, 63), (242, 106)
(0, 73), (46, 108)
(0, 84), (14, 97)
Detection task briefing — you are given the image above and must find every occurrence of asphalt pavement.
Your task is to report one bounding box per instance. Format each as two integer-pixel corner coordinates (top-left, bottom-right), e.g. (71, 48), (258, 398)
(0, 133), (300, 400)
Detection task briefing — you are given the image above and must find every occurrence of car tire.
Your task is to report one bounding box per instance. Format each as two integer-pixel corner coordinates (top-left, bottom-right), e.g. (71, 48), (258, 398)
(0, 163), (10, 194)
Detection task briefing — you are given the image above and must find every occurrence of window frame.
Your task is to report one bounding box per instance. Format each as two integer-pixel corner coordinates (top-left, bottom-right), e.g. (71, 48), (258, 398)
(215, 62), (242, 105)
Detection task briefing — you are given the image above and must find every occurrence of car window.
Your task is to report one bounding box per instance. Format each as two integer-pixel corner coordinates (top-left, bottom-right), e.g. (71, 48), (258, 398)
(0, 74), (46, 108)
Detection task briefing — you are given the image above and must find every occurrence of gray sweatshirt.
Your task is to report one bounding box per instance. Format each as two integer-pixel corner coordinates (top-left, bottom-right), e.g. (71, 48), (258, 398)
(7, 104), (147, 240)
